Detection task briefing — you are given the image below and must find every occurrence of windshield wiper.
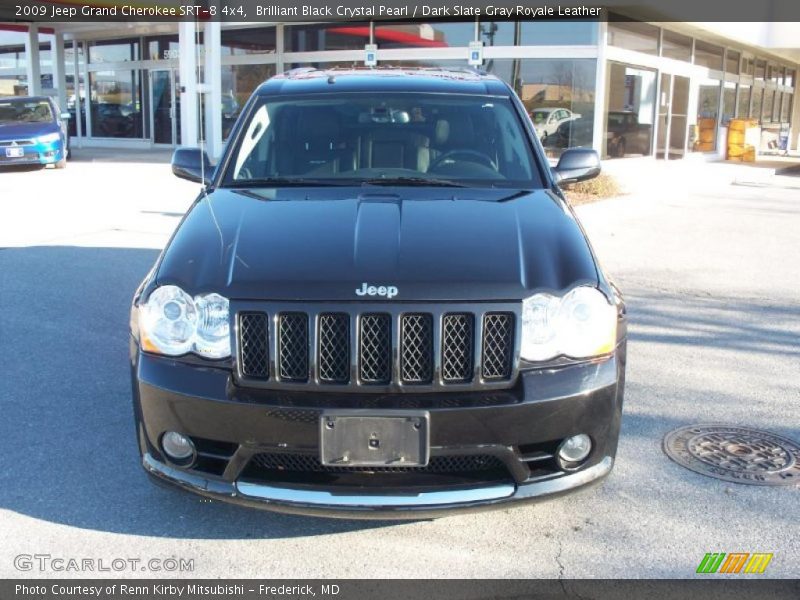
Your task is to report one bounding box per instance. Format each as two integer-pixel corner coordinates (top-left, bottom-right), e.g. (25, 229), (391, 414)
(230, 177), (350, 188)
(361, 177), (467, 188)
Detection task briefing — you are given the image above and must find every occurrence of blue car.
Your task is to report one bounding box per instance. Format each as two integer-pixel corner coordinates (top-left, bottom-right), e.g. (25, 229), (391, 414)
(0, 96), (70, 169)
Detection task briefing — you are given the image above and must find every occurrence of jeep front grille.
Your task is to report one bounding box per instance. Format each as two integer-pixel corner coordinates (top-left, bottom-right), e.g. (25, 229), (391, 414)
(235, 303), (517, 390)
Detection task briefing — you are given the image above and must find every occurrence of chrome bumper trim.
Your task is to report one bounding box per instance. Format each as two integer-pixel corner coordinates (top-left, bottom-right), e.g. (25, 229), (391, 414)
(235, 481), (516, 507)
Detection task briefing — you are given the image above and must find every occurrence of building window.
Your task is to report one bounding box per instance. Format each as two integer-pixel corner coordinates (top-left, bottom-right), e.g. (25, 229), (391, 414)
(741, 56), (755, 77)
(145, 35), (179, 62)
(603, 62), (656, 158)
(88, 39), (139, 63)
(762, 88), (775, 122)
(222, 26), (276, 55)
(515, 59), (596, 157)
(785, 69), (795, 87)
(751, 87), (764, 121)
(725, 50), (740, 75)
(721, 82), (736, 124)
(661, 30), (692, 62)
(374, 22), (475, 48)
(477, 21), (598, 47)
(737, 84), (751, 119)
(754, 59), (766, 80)
(780, 93), (792, 123)
(607, 21), (659, 56)
(221, 63), (275, 140)
(478, 21), (514, 47)
(88, 69), (144, 138)
(519, 21), (598, 46)
(284, 23), (369, 52)
(693, 81), (720, 152)
(693, 41), (723, 71)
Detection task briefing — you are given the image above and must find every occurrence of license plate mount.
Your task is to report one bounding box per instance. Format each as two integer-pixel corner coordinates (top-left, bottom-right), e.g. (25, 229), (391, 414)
(320, 411), (430, 467)
(5, 147), (24, 158)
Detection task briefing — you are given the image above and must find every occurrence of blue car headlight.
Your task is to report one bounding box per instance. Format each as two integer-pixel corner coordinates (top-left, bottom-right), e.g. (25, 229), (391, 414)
(36, 132), (61, 144)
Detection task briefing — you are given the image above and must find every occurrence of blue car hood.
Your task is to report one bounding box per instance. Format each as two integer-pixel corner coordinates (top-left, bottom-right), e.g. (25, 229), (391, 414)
(0, 121), (58, 140)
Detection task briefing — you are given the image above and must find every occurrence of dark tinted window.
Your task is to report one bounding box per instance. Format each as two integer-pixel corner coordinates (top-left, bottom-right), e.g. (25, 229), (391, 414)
(224, 92), (542, 189)
(0, 98), (53, 124)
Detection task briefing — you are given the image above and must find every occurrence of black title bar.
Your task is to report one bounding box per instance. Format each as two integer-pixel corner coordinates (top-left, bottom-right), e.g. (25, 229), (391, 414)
(3, 0), (800, 23)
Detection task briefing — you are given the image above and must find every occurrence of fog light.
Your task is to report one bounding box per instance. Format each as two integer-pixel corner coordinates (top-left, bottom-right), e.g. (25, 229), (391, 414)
(557, 434), (592, 468)
(161, 431), (195, 463)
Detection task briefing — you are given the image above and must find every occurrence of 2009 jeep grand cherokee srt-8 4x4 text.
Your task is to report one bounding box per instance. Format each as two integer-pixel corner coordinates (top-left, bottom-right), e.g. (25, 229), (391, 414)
(130, 68), (626, 518)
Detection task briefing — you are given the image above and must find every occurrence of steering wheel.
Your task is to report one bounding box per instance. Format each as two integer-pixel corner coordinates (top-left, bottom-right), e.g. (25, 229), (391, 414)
(430, 150), (497, 172)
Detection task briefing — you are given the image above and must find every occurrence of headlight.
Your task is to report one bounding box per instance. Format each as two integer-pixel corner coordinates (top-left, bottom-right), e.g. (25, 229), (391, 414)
(138, 285), (230, 359)
(521, 286), (616, 362)
(37, 132), (61, 143)
(194, 293), (230, 359)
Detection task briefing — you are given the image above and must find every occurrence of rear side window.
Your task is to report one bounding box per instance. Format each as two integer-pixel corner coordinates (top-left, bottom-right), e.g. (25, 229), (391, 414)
(223, 92), (543, 189)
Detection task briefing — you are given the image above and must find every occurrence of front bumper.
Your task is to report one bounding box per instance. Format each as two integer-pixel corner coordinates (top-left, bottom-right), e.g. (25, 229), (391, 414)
(132, 343), (625, 519)
(0, 140), (64, 166)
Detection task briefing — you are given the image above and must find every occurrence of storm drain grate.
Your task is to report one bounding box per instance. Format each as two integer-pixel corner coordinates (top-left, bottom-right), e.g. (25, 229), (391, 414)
(663, 424), (800, 486)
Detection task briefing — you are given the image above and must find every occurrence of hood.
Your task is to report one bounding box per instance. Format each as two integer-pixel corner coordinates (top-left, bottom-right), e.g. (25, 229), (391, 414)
(155, 187), (598, 302)
(0, 120), (57, 140)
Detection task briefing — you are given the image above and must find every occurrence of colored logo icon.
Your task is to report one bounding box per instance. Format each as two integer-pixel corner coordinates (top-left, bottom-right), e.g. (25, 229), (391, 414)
(697, 553), (773, 574)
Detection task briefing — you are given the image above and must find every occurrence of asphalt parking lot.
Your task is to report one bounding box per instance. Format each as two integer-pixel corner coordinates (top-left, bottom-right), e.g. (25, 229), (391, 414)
(0, 153), (798, 579)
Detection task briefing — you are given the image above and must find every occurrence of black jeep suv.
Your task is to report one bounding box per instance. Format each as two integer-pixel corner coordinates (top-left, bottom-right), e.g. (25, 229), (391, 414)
(130, 68), (626, 518)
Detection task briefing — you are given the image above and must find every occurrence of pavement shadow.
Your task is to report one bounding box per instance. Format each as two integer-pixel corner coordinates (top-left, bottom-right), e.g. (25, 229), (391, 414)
(0, 245), (394, 539)
(625, 291), (800, 358)
(0, 164), (47, 173)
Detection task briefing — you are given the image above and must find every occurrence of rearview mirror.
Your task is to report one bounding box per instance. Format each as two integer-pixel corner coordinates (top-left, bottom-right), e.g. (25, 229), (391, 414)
(171, 147), (213, 185)
(553, 148), (601, 185)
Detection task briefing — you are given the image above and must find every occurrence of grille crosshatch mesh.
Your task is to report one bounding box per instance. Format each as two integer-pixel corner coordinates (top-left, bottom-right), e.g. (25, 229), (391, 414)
(400, 314), (433, 384)
(359, 314), (392, 384)
(238, 313), (269, 378)
(278, 313), (309, 382)
(237, 308), (516, 387)
(482, 313), (515, 380)
(250, 453), (504, 474)
(442, 313), (475, 382)
(318, 313), (350, 383)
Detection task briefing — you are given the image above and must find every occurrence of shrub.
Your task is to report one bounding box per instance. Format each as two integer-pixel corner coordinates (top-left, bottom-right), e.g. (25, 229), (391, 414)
(563, 173), (621, 204)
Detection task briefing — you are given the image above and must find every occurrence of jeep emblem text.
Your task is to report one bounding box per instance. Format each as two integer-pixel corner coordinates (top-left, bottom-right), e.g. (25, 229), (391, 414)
(355, 282), (398, 299)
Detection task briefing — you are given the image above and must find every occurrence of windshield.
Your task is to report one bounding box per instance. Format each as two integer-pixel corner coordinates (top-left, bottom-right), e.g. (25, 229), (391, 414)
(223, 93), (542, 189)
(0, 99), (53, 124)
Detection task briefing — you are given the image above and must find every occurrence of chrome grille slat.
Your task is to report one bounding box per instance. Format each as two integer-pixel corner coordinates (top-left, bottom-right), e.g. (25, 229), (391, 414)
(236, 304), (517, 391)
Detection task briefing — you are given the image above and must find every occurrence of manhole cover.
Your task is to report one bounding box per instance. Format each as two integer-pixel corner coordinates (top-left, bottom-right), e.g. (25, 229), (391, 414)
(663, 424), (800, 486)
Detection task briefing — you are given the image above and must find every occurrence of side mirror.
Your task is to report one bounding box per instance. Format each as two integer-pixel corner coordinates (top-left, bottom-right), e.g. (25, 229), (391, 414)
(171, 147), (213, 185)
(60, 112), (71, 120)
(553, 148), (601, 185)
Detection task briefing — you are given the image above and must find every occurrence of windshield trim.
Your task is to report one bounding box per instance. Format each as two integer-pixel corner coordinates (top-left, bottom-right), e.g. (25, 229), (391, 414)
(216, 90), (545, 191)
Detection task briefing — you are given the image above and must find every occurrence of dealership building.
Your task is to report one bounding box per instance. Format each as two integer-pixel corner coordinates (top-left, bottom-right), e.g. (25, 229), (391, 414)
(1, 18), (798, 161)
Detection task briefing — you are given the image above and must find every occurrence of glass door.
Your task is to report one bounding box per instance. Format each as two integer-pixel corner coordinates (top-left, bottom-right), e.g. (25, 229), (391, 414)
(149, 69), (180, 145)
(657, 73), (690, 159)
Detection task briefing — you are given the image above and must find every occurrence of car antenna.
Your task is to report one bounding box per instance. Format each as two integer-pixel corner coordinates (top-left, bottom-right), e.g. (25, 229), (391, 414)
(196, 22), (207, 197)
